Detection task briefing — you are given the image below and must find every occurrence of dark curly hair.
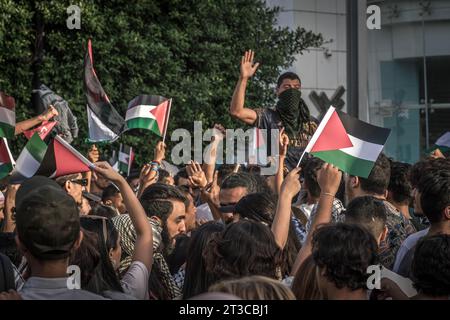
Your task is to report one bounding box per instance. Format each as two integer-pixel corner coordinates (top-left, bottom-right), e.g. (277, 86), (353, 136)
(233, 192), (301, 276)
(411, 234), (450, 297)
(388, 161), (412, 204)
(140, 183), (188, 221)
(357, 153), (391, 195)
(204, 220), (282, 285)
(417, 158), (450, 223)
(303, 157), (325, 198)
(312, 223), (379, 291)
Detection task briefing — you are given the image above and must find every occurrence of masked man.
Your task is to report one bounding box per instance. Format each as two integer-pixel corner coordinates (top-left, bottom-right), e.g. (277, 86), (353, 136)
(229, 50), (317, 171)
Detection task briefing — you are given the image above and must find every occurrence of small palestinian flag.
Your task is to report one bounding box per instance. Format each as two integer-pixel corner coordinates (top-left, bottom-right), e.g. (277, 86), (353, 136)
(36, 135), (93, 178)
(0, 138), (15, 180)
(118, 144), (134, 176)
(85, 39), (125, 143)
(23, 121), (57, 140)
(303, 107), (391, 178)
(125, 95), (171, 138)
(10, 133), (48, 182)
(0, 91), (16, 138)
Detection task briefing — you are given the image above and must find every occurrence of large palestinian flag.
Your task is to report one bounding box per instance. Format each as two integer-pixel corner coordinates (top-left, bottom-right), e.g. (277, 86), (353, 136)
(84, 39), (125, 142)
(0, 91), (16, 138)
(303, 107), (391, 178)
(125, 95), (171, 137)
(36, 135), (93, 178)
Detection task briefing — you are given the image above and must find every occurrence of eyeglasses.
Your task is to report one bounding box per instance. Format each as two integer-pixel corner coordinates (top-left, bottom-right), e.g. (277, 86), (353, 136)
(80, 215), (108, 246)
(70, 178), (88, 187)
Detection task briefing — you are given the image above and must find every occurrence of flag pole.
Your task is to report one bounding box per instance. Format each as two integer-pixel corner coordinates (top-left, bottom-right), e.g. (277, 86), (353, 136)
(296, 150), (308, 168)
(162, 99), (172, 144)
(128, 146), (133, 177)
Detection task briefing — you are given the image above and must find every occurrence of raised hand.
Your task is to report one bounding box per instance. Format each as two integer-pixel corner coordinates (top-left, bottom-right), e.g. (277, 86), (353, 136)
(187, 160), (208, 188)
(93, 161), (124, 184)
(139, 163), (158, 190)
(212, 123), (225, 143)
(40, 104), (59, 122)
(279, 127), (289, 157)
(240, 50), (260, 79)
(281, 167), (301, 198)
(317, 163), (342, 196)
(154, 141), (166, 163)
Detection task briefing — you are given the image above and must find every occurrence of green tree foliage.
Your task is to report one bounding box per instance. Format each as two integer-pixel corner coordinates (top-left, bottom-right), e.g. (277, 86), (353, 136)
(0, 0), (322, 165)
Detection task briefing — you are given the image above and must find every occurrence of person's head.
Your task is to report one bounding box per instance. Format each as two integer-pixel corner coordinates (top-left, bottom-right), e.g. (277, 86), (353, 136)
(387, 161), (413, 207)
(79, 196), (92, 216)
(409, 158), (436, 215)
(70, 216), (123, 294)
(55, 173), (86, 205)
(174, 167), (189, 186)
(219, 172), (257, 223)
(345, 153), (390, 204)
(101, 184), (126, 214)
(291, 255), (323, 300)
(205, 220), (282, 285)
(92, 171), (110, 190)
(15, 176), (82, 269)
(411, 234), (450, 299)
(312, 223), (379, 295)
(178, 185), (198, 232)
(303, 157), (325, 201)
(217, 164), (236, 187)
(90, 204), (118, 219)
(233, 192), (276, 224)
(276, 72), (301, 96)
(158, 169), (174, 185)
(140, 183), (187, 248)
(209, 275), (295, 300)
(126, 169), (140, 193)
(344, 196), (388, 246)
(416, 158), (450, 224)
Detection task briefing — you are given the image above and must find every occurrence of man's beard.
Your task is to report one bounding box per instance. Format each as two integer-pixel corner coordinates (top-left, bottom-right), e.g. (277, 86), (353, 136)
(160, 224), (175, 258)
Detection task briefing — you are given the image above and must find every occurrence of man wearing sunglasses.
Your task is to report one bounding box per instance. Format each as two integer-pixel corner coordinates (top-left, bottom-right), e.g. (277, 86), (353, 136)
(55, 173), (87, 206)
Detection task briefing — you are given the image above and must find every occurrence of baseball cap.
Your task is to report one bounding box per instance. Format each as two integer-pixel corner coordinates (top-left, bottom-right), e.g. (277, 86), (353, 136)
(15, 176), (80, 260)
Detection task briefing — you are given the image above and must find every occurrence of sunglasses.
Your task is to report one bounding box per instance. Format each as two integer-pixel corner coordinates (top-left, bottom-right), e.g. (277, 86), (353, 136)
(70, 178), (88, 187)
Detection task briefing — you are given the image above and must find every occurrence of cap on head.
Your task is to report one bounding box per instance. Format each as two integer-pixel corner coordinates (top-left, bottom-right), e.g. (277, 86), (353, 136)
(15, 176), (80, 260)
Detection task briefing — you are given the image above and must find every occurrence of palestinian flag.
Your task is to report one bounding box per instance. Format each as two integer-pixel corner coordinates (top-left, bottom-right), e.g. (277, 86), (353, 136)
(84, 39), (125, 142)
(10, 133), (48, 182)
(0, 91), (16, 138)
(23, 121), (57, 140)
(248, 128), (268, 166)
(0, 138), (15, 180)
(125, 95), (171, 137)
(118, 144), (134, 176)
(36, 135), (93, 178)
(303, 107), (391, 178)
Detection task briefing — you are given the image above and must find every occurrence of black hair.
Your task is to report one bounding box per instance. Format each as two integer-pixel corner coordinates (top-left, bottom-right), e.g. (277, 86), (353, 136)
(0, 232), (22, 267)
(217, 164), (236, 186)
(388, 161), (413, 204)
(417, 158), (450, 223)
(220, 172), (257, 193)
(357, 153), (391, 195)
(344, 196), (387, 241)
(204, 220), (282, 285)
(101, 184), (120, 203)
(277, 72), (301, 88)
(410, 158), (436, 188)
(303, 157), (325, 198)
(166, 234), (191, 275)
(182, 222), (225, 299)
(140, 183), (188, 221)
(312, 223), (379, 290)
(411, 234), (450, 297)
(233, 192), (301, 276)
(70, 217), (123, 294)
(157, 169), (171, 183)
(90, 204), (117, 219)
(174, 168), (189, 186)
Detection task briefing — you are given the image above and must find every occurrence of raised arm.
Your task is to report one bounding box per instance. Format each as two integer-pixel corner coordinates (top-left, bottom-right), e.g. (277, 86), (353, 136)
(275, 128), (289, 194)
(229, 50), (258, 125)
(272, 167), (301, 249)
(291, 163), (342, 275)
(15, 105), (58, 135)
(203, 124), (224, 183)
(93, 162), (153, 271)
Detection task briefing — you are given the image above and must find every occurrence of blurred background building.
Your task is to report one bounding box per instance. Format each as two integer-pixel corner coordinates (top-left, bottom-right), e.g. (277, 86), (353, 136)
(268, 0), (450, 164)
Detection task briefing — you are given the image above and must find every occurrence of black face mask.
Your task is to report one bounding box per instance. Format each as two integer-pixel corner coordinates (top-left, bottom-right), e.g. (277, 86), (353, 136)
(276, 88), (310, 139)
